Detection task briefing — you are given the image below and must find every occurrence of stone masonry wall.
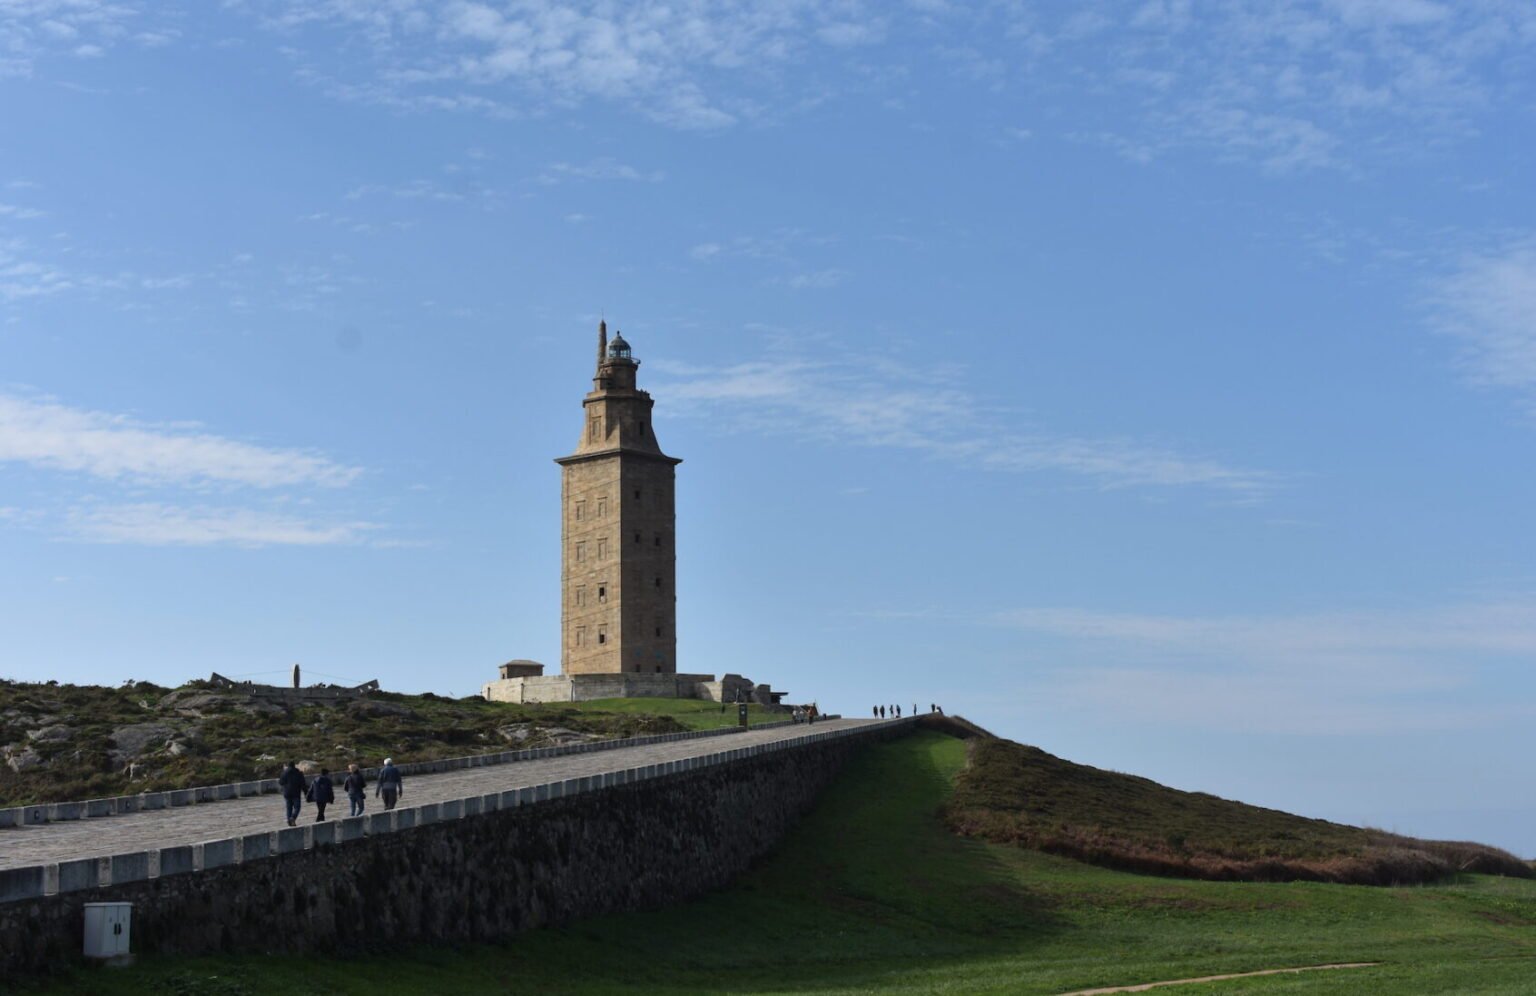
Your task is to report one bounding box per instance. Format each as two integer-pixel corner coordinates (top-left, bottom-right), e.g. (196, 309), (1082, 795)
(0, 721), (908, 978)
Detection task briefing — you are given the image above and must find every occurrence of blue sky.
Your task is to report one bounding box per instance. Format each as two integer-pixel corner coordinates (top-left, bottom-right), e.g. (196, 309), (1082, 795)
(3, 1), (1536, 854)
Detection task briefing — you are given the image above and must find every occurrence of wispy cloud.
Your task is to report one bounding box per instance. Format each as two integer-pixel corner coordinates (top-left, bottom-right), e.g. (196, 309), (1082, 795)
(651, 352), (1277, 497)
(0, 238), (72, 300)
(0, 393), (361, 488)
(0, 0), (169, 76)
(233, 2), (1536, 167)
(66, 503), (378, 547)
(1429, 241), (1536, 404)
(538, 159), (663, 184)
(994, 599), (1536, 734)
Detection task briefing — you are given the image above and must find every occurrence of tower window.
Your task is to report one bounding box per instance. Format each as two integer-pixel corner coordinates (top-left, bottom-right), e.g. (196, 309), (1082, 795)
(576, 586), (587, 607)
(597, 538), (608, 559)
(598, 631), (606, 644)
(575, 542), (586, 562)
(597, 497), (607, 517)
(589, 418), (600, 441)
(575, 626), (587, 647)
(575, 501), (585, 521)
(598, 586), (606, 602)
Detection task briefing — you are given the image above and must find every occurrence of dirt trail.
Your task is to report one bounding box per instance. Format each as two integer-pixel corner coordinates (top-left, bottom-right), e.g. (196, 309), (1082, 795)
(1058, 962), (1381, 995)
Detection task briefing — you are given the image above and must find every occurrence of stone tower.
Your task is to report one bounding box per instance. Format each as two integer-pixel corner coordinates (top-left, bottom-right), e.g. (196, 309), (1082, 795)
(555, 322), (682, 675)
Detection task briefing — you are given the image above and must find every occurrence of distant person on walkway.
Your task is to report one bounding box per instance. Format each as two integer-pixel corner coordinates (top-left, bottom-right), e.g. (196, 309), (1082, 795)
(376, 757), (404, 810)
(343, 763), (367, 817)
(913, 703), (917, 717)
(895, 704), (901, 718)
(278, 761), (307, 827)
(308, 767), (335, 822)
(872, 706), (878, 718)
(878, 705), (885, 718)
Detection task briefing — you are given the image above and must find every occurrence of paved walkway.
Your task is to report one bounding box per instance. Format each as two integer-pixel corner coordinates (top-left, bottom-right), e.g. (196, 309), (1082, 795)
(0, 718), (878, 870)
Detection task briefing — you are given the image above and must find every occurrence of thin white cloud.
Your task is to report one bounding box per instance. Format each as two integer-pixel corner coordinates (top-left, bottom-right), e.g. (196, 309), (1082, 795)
(0, 238), (71, 300)
(235, 2), (1536, 166)
(0, 0), (164, 74)
(995, 599), (1536, 734)
(652, 354), (1277, 497)
(539, 159), (663, 184)
(247, 1), (893, 128)
(67, 503), (378, 547)
(0, 394), (361, 488)
(1430, 241), (1536, 401)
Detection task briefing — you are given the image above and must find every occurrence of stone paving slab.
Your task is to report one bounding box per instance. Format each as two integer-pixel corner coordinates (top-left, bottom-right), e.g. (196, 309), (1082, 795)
(0, 719), (875, 870)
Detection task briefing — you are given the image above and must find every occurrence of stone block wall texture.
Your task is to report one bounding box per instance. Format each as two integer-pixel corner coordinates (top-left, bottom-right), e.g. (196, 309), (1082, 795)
(0, 723), (904, 977)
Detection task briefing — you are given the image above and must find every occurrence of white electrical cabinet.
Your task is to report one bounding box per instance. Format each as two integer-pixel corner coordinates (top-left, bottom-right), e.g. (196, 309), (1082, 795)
(83, 902), (132, 959)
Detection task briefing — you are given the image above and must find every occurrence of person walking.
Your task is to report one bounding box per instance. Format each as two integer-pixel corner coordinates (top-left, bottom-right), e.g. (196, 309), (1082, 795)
(376, 757), (404, 810)
(343, 763), (367, 817)
(278, 761), (307, 827)
(308, 767), (336, 822)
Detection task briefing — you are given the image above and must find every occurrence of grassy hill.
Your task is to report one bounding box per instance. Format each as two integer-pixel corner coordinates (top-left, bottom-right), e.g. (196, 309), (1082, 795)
(25, 729), (1536, 995)
(944, 734), (1531, 885)
(0, 679), (779, 806)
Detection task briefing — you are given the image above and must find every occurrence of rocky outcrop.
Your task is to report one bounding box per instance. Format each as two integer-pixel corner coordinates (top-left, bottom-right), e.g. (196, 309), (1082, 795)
(108, 723), (176, 764)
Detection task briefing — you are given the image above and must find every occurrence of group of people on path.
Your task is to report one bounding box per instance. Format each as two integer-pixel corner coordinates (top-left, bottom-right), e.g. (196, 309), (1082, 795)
(871, 703), (944, 719)
(277, 758), (406, 826)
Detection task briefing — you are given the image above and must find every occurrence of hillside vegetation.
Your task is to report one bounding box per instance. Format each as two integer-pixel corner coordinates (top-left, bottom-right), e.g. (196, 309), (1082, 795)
(945, 735), (1530, 885)
(0, 679), (777, 806)
(26, 731), (1536, 995)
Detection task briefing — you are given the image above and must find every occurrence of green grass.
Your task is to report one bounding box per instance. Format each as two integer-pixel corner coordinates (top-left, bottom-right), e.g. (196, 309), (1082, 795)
(946, 737), (1530, 884)
(27, 731), (1536, 995)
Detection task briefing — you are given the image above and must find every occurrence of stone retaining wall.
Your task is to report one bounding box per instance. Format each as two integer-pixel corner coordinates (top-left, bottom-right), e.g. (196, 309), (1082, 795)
(0, 717), (912, 977)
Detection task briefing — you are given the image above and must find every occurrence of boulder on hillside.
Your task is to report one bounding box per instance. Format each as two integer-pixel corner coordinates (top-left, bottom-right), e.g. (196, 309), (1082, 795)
(108, 722), (176, 764)
(3, 743), (46, 772)
(26, 724), (73, 743)
(159, 690), (234, 716)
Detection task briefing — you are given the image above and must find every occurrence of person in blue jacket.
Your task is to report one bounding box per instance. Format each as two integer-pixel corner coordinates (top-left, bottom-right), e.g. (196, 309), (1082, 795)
(342, 763), (367, 817)
(307, 767), (336, 821)
(376, 757), (404, 810)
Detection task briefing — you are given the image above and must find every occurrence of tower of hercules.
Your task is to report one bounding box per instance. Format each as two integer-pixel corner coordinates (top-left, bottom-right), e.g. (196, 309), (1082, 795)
(555, 322), (682, 676)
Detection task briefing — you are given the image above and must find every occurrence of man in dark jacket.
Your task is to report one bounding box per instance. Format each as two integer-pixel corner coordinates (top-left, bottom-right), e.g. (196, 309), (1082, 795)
(376, 757), (404, 810)
(308, 767), (336, 822)
(278, 761), (307, 827)
(342, 763), (367, 817)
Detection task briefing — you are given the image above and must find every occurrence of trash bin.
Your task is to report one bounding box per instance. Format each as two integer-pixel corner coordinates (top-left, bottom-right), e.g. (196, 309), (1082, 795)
(737, 702), (749, 728)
